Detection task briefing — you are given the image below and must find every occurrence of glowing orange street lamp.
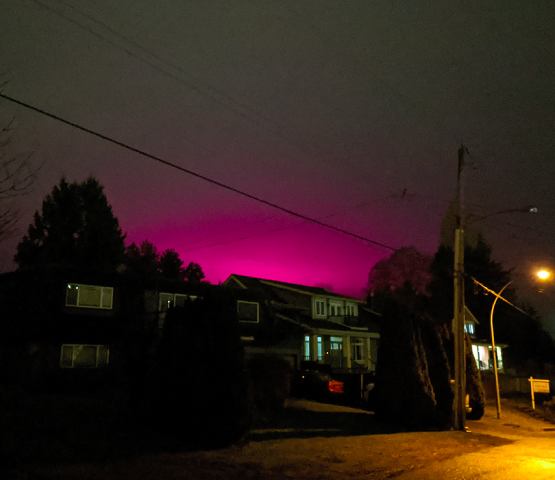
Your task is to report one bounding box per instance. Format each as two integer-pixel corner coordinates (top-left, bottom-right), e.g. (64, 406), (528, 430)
(537, 270), (551, 281)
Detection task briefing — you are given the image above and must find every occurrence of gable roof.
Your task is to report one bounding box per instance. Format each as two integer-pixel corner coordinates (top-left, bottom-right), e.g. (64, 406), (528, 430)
(224, 274), (361, 301)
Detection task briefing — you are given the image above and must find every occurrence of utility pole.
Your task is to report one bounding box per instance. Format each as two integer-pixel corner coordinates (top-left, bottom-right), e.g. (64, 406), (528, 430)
(453, 145), (467, 431)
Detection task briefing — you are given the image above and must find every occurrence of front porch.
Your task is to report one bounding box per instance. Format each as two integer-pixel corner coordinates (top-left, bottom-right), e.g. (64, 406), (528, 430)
(303, 333), (378, 373)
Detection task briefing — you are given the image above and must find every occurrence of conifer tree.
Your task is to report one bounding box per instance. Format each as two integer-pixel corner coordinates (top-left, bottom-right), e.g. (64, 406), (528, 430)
(15, 177), (124, 270)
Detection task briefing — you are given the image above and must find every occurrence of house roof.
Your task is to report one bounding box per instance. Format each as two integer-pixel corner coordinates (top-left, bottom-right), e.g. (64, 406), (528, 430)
(465, 306), (480, 325)
(225, 274), (362, 301)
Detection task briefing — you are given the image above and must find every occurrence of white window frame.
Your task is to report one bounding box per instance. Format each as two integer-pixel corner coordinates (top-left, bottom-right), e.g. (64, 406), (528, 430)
(60, 344), (109, 368)
(66, 284), (113, 309)
(314, 299), (326, 318)
(346, 303), (357, 317)
(237, 300), (259, 323)
(351, 337), (364, 362)
(329, 301), (342, 317)
(159, 292), (199, 312)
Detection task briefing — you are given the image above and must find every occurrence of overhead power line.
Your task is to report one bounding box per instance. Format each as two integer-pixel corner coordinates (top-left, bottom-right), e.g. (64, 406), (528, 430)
(0, 92), (396, 252)
(469, 276), (529, 317)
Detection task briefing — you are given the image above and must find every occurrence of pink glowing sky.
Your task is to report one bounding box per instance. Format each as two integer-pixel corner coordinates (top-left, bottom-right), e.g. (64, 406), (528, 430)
(1, 1), (555, 300)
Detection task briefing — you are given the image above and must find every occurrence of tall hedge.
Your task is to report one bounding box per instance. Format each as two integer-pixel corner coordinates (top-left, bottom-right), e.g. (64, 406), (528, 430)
(373, 291), (454, 430)
(141, 289), (251, 448)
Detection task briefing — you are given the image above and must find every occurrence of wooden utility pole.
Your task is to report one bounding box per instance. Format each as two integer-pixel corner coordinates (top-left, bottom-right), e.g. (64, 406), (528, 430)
(453, 145), (467, 431)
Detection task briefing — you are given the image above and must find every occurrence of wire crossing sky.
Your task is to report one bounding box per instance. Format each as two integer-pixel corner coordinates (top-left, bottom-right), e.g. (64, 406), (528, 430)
(1, 0), (554, 302)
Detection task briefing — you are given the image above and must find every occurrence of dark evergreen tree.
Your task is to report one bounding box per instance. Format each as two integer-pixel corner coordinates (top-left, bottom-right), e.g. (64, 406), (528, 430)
(159, 248), (184, 280)
(182, 261), (205, 283)
(14, 177), (124, 270)
(124, 239), (160, 278)
(428, 234), (555, 373)
(124, 242), (207, 282)
(428, 234), (512, 333)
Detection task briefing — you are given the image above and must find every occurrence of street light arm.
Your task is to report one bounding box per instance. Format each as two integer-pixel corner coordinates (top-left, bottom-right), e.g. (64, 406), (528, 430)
(470, 277), (528, 316)
(465, 206), (537, 225)
(490, 280), (512, 420)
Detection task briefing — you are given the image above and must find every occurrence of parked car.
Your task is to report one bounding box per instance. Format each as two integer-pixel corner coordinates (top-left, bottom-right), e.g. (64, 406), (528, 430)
(291, 370), (344, 402)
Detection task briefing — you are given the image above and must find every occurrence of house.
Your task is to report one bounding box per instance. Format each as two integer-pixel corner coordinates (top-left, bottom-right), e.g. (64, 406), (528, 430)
(0, 265), (210, 389)
(223, 274), (381, 374)
(464, 306), (506, 372)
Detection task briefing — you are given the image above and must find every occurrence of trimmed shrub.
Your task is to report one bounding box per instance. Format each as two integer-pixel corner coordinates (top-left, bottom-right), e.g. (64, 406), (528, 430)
(247, 354), (292, 423)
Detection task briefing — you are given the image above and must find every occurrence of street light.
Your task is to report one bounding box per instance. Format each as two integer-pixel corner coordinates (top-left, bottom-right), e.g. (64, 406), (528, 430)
(452, 145), (538, 431)
(537, 270), (551, 281)
(488, 269), (551, 420)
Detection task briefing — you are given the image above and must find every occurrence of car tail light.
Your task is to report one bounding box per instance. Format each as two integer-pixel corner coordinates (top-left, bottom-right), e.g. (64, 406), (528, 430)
(328, 381), (343, 394)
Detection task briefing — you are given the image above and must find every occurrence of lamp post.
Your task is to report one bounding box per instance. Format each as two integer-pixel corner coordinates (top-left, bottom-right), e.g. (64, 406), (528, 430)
(451, 145), (537, 430)
(453, 146), (467, 431)
(487, 269), (549, 420)
(490, 281), (512, 420)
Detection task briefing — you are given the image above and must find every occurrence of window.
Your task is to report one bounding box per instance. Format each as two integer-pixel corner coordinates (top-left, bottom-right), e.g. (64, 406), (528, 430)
(351, 337), (364, 361)
(304, 335), (310, 360)
(238, 300), (259, 323)
(66, 284), (113, 309)
(346, 303), (356, 316)
(464, 322), (475, 335)
(317, 336), (323, 361)
(329, 301), (342, 317)
(315, 299), (326, 317)
(159, 293), (199, 312)
(60, 344), (109, 368)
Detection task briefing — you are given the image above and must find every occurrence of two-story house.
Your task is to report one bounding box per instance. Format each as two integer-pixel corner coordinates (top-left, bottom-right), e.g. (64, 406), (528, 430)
(223, 274), (381, 374)
(464, 306), (506, 372)
(0, 265), (212, 389)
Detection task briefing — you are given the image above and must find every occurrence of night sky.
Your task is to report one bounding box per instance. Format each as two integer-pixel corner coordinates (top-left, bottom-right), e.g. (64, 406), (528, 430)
(1, 2), (554, 319)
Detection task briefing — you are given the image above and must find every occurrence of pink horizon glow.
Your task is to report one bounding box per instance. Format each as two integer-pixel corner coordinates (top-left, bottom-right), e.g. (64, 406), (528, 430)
(126, 221), (390, 298)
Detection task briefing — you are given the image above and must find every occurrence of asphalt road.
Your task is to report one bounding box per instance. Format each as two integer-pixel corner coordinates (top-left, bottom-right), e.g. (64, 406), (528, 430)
(397, 402), (555, 480)
(15, 398), (555, 480)
(397, 436), (555, 479)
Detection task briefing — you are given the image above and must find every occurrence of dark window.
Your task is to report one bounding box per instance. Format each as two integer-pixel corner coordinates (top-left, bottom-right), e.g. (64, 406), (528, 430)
(238, 301), (259, 323)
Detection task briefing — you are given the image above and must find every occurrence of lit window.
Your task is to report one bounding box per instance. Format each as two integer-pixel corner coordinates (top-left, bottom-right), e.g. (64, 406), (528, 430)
(317, 336), (323, 361)
(60, 344), (109, 368)
(238, 300), (259, 323)
(304, 335), (310, 360)
(66, 284), (113, 309)
(159, 292), (174, 312)
(159, 293), (199, 312)
(464, 323), (475, 335)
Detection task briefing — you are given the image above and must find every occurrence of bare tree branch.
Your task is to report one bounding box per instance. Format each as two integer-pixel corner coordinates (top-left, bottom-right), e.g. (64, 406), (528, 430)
(0, 115), (42, 242)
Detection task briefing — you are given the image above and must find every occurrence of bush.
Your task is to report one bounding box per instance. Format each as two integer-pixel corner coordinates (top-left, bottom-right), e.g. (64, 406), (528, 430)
(247, 355), (292, 423)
